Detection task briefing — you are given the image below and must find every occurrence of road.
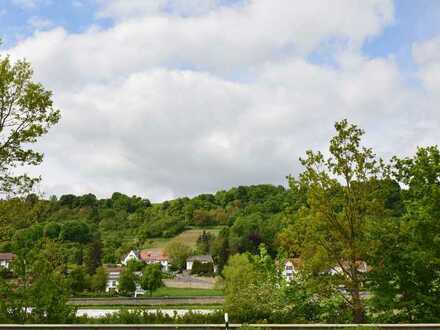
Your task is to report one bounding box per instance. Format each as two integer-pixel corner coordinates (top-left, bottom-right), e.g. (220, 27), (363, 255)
(69, 296), (224, 306)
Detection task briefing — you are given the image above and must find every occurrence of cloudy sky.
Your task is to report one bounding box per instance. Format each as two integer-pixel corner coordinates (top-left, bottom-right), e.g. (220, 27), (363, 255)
(1, 0), (440, 201)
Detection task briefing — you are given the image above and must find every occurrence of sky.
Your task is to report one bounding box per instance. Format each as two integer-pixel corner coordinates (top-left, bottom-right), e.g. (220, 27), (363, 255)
(0, 0), (439, 201)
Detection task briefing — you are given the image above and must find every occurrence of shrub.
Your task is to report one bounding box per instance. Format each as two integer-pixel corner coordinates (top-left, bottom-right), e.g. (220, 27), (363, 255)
(191, 260), (214, 276)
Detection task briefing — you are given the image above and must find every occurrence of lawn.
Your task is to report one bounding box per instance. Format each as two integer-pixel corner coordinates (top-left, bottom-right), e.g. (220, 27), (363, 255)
(151, 287), (224, 297)
(143, 227), (224, 249)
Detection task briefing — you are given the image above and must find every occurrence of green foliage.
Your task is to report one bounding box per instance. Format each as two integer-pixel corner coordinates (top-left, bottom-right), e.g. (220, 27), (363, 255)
(67, 265), (89, 293)
(223, 250), (284, 323)
(196, 230), (214, 254)
(83, 239), (102, 274)
(279, 119), (388, 323)
(0, 53), (60, 196)
(59, 221), (91, 243)
(0, 243), (74, 324)
(190, 260), (214, 276)
(166, 241), (192, 270)
(90, 266), (107, 292)
(117, 268), (137, 296)
(76, 309), (225, 324)
(140, 263), (162, 296)
(367, 146), (440, 322)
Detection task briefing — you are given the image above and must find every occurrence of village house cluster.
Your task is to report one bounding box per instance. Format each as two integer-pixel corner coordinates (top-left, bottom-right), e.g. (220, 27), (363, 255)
(1, 249), (369, 296)
(104, 249), (217, 294)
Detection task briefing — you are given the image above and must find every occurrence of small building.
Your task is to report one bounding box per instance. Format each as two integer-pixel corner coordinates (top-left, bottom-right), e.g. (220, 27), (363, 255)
(121, 250), (140, 266)
(105, 266), (122, 292)
(186, 255), (215, 272)
(0, 252), (16, 269)
(140, 249), (169, 272)
(282, 258), (301, 282)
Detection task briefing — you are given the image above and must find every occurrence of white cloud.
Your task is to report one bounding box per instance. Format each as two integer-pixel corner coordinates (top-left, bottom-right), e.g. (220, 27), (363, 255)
(413, 37), (440, 92)
(9, 0), (394, 89)
(4, 0), (440, 201)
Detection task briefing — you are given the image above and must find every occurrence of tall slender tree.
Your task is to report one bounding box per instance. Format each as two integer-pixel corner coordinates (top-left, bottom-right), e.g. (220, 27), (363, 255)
(285, 119), (388, 323)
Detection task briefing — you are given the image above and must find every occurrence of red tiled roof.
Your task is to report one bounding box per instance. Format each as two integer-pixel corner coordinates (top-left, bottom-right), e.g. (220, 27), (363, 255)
(0, 253), (16, 261)
(140, 249), (168, 262)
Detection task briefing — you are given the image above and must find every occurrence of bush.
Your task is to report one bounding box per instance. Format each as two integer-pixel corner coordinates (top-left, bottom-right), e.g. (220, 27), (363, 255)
(75, 309), (225, 324)
(191, 260), (214, 276)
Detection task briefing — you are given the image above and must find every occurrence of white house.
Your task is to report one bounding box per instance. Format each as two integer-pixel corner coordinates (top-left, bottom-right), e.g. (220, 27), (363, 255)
(186, 255), (216, 272)
(282, 258), (300, 282)
(105, 266), (145, 297)
(105, 266), (122, 292)
(120, 249), (170, 272)
(0, 253), (16, 269)
(121, 250), (140, 266)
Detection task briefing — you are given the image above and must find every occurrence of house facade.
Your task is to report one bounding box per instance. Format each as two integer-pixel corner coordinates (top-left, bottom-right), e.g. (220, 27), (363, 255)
(120, 249), (170, 272)
(0, 252), (16, 269)
(282, 258), (300, 282)
(105, 266), (122, 292)
(105, 266), (144, 297)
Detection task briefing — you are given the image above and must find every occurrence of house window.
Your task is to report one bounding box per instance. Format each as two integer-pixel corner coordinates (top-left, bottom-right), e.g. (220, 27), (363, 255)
(286, 266), (293, 271)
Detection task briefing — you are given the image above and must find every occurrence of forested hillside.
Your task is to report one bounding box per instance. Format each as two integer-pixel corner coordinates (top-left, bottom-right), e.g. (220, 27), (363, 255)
(0, 184), (298, 267)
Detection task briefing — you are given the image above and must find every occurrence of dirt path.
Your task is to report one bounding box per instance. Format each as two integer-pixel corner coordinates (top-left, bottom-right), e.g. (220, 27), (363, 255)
(68, 297), (224, 306)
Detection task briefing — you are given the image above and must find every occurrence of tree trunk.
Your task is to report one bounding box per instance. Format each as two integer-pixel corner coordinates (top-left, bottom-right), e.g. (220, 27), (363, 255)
(351, 285), (365, 323)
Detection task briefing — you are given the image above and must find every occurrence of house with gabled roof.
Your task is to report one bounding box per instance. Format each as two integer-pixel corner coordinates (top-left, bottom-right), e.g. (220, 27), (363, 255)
(0, 252), (16, 269)
(121, 250), (140, 265)
(140, 249), (169, 272)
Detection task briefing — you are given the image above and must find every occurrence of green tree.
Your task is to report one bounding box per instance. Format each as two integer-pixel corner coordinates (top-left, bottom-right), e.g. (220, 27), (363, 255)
(59, 221), (91, 243)
(28, 263), (74, 323)
(196, 230), (214, 254)
(282, 119), (388, 323)
(67, 265), (89, 293)
(165, 241), (191, 270)
(2, 245), (73, 323)
(140, 264), (162, 296)
(368, 146), (440, 322)
(90, 266), (107, 293)
(118, 268), (137, 296)
(0, 49), (60, 196)
(83, 239), (102, 275)
(223, 247), (284, 323)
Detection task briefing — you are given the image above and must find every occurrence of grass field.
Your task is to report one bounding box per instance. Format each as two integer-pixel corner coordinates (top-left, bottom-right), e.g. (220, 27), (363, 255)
(143, 227), (224, 249)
